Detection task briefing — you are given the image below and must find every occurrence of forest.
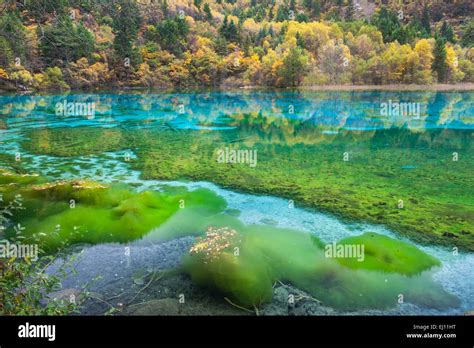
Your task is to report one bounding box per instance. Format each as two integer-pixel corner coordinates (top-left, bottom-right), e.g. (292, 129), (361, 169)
(0, 0), (473, 90)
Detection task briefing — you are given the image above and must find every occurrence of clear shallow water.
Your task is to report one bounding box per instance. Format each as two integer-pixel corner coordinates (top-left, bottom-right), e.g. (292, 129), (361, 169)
(1, 90), (473, 315)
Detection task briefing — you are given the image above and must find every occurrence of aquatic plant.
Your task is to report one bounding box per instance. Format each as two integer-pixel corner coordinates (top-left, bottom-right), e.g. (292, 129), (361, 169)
(182, 220), (456, 310)
(334, 232), (441, 274)
(0, 169), (227, 251)
(22, 121), (474, 251)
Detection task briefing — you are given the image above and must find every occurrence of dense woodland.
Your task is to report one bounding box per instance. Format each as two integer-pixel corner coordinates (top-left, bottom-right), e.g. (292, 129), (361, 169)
(0, 0), (473, 90)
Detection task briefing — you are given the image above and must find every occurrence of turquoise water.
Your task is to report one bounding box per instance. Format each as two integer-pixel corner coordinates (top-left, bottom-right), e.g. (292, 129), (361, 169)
(1, 90), (473, 315)
(1, 90), (473, 130)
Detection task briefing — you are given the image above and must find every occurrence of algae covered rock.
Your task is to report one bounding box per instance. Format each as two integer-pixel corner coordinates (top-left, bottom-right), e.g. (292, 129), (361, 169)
(183, 226), (274, 309)
(183, 223), (458, 311)
(0, 170), (227, 251)
(332, 232), (441, 275)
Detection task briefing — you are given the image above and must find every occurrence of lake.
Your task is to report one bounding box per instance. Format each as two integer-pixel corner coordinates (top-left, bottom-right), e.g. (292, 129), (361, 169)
(0, 90), (473, 315)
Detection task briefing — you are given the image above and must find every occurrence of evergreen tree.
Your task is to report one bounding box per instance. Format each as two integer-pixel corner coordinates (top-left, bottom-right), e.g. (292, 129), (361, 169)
(461, 20), (474, 47)
(280, 48), (306, 86)
(289, 0), (296, 11)
(219, 16), (239, 42)
(0, 37), (14, 67)
(345, 0), (355, 21)
(0, 10), (27, 66)
(39, 15), (95, 66)
(161, 0), (169, 17)
(313, 0), (321, 18)
(111, 0), (142, 67)
(296, 32), (306, 49)
(203, 3), (213, 20)
(276, 6), (288, 22)
(194, 0), (202, 9)
(226, 19), (239, 42)
(421, 5), (431, 35)
(25, 0), (68, 22)
(440, 21), (455, 43)
(155, 17), (190, 55)
(432, 34), (447, 83)
(372, 6), (407, 43)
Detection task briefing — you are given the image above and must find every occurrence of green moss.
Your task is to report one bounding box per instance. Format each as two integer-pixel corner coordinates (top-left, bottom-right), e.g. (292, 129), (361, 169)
(1, 171), (227, 251)
(22, 128), (126, 157)
(0, 169), (458, 311)
(334, 232), (441, 275)
(182, 223), (456, 310)
(21, 119), (474, 250)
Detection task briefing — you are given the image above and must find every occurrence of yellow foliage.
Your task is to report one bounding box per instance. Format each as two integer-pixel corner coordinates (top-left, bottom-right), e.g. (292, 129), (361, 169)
(0, 68), (8, 80)
(414, 39), (434, 70)
(285, 21), (331, 54)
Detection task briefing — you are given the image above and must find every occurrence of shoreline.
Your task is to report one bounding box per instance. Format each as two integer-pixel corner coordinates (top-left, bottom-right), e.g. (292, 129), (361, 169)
(1, 83), (474, 95)
(298, 83), (474, 91)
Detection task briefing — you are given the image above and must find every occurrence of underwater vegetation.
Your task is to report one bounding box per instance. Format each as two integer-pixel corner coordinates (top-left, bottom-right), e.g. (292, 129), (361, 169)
(182, 220), (456, 310)
(21, 113), (474, 251)
(0, 169), (226, 251)
(0, 169), (458, 311)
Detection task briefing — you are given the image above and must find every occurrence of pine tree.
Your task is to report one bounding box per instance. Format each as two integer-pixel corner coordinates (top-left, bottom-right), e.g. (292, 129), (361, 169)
(280, 48), (306, 86)
(194, 0), (203, 9)
(313, 0), (321, 18)
(39, 15), (95, 66)
(296, 32), (305, 48)
(219, 15), (228, 38)
(161, 0), (169, 17)
(203, 3), (213, 20)
(440, 21), (455, 43)
(111, 0), (142, 67)
(345, 0), (355, 21)
(432, 34), (447, 83)
(421, 5), (431, 35)
(461, 20), (474, 47)
(226, 19), (239, 42)
(289, 0), (296, 11)
(219, 16), (239, 42)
